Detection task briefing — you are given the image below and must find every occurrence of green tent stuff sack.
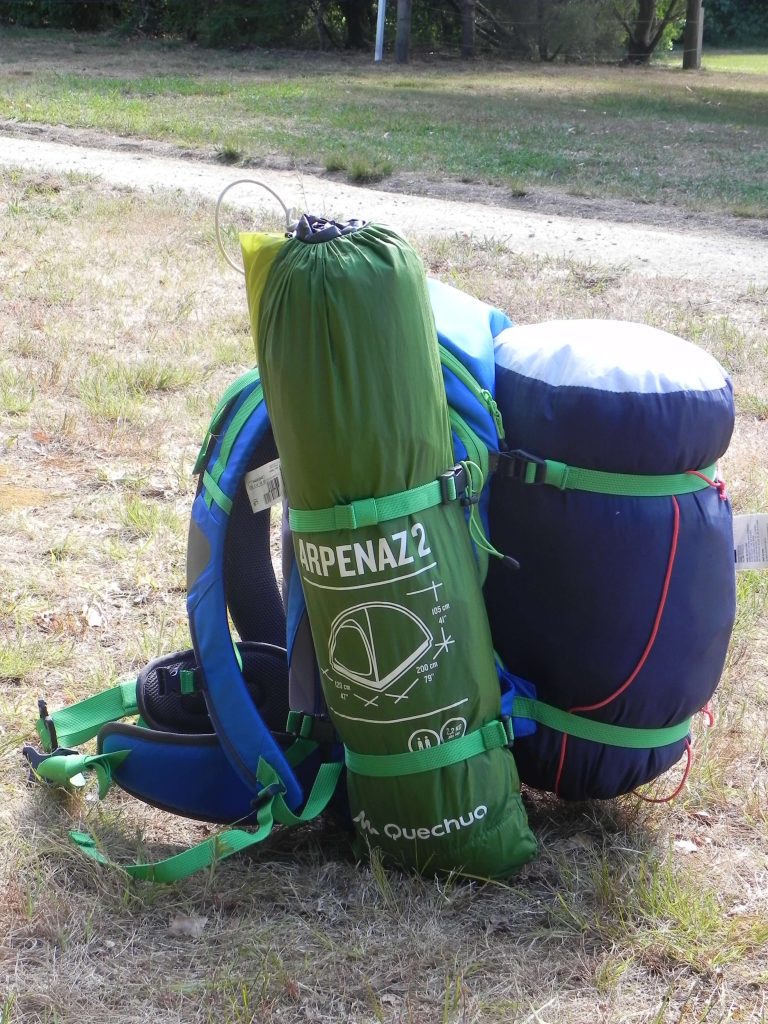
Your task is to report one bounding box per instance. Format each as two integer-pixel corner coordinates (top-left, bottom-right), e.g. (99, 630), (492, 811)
(240, 217), (536, 877)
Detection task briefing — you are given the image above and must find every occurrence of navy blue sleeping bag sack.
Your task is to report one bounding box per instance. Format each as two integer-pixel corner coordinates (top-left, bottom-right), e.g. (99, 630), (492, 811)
(485, 319), (735, 800)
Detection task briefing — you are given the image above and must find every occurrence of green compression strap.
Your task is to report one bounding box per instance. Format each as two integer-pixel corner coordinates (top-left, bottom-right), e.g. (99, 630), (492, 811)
(203, 385), (265, 514)
(68, 758), (343, 884)
(289, 475), (460, 534)
(193, 368), (261, 475)
(345, 719), (511, 778)
(202, 469), (234, 515)
(512, 697), (692, 749)
(36, 680), (139, 752)
(512, 456), (718, 497)
(33, 750), (130, 799)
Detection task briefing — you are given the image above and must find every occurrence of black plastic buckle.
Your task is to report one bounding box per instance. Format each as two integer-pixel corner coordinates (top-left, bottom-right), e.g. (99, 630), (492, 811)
(497, 450), (547, 485)
(440, 465), (468, 504)
(37, 698), (58, 751)
(290, 713), (338, 746)
(251, 780), (285, 810)
(22, 744), (79, 785)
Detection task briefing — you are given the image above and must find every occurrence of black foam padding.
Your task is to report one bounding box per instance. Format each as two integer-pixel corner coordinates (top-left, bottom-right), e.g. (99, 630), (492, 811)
(224, 430), (286, 647)
(136, 649), (208, 734)
(137, 643), (290, 737)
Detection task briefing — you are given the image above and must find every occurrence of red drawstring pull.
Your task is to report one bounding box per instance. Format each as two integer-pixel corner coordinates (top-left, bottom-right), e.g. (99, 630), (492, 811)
(634, 740), (693, 804)
(686, 467), (727, 501)
(701, 702), (715, 728)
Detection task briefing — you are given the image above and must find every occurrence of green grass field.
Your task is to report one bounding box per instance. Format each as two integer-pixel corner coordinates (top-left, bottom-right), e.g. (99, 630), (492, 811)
(1, 31), (767, 215)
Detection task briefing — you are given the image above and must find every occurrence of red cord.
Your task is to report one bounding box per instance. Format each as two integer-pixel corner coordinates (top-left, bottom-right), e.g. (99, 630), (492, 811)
(701, 702), (715, 728)
(633, 740), (693, 803)
(554, 496), (681, 796)
(686, 468), (727, 500)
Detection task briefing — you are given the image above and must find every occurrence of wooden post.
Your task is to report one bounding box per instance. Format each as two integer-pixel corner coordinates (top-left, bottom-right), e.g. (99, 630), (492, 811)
(395, 0), (412, 64)
(682, 0), (703, 70)
(461, 0), (476, 59)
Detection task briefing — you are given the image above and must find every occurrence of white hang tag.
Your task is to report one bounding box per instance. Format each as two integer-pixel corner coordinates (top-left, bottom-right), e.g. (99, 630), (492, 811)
(733, 514), (768, 570)
(244, 458), (284, 514)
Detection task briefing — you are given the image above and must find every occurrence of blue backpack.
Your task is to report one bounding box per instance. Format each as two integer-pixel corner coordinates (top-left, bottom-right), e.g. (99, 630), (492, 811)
(25, 285), (734, 882)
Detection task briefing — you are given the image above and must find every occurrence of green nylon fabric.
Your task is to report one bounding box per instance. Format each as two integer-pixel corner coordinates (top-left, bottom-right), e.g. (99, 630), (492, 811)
(36, 680), (138, 752)
(529, 460), (718, 496)
(243, 222), (536, 878)
(34, 750), (130, 799)
(68, 758), (342, 883)
(511, 698), (692, 748)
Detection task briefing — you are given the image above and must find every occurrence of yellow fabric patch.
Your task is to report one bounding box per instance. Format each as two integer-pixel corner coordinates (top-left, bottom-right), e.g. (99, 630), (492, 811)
(239, 233), (287, 354)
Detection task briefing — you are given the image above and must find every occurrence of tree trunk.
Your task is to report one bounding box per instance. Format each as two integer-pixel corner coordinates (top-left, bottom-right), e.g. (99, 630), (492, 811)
(338, 0), (372, 49)
(682, 0), (703, 68)
(461, 0), (476, 58)
(395, 0), (412, 63)
(627, 0), (657, 62)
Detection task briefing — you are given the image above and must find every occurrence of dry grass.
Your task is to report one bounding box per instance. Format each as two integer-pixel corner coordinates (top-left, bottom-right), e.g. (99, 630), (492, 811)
(0, 169), (766, 1024)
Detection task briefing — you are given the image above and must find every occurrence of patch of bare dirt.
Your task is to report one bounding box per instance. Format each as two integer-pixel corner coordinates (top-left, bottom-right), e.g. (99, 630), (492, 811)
(1, 121), (767, 289)
(3, 118), (767, 245)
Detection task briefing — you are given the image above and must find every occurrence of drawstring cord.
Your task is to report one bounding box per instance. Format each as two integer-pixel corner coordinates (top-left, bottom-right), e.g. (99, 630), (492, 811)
(459, 460), (520, 571)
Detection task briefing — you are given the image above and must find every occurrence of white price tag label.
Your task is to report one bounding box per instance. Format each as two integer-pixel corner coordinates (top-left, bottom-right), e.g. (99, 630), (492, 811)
(244, 458), (283, 514)
(733, 513), (768, 570)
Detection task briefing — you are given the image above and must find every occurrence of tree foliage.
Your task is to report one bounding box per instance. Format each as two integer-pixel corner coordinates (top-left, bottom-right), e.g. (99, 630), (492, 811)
(612, 0), (685, 63)
(704, 0), (768, 44)
(1, 0), (763, 58)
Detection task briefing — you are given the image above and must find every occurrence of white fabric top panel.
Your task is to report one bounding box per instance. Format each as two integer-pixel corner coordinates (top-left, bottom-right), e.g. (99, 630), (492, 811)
(495, 320), (729, 395)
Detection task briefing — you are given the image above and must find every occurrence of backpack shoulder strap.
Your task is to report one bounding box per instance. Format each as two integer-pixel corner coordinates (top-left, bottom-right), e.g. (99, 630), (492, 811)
(188, 374), (304, 809)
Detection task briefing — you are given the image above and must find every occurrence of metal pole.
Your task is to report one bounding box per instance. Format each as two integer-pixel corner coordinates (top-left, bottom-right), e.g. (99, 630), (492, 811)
(375, 0), (387, 62)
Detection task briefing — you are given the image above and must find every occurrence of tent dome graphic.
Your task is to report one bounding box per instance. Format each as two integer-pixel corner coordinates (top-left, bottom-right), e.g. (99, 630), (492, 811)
(328, 602), (433, 692)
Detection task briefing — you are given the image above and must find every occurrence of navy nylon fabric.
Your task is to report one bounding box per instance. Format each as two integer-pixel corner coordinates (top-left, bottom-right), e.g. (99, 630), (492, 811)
(486, 323), (736, 799)
(225, 431), (285, 647)
(495, 367), (734, 474)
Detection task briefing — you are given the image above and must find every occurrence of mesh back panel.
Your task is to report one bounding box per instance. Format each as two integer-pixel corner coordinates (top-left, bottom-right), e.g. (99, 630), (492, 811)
(137, 650), (209, 734)
(138, 643), (290, 736)
(225, 431), (286, 646)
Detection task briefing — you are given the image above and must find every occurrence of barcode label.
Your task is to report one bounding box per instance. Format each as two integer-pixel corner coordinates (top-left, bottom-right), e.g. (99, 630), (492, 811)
(733, 513), (768, 570)
(244, 458), (284, 514)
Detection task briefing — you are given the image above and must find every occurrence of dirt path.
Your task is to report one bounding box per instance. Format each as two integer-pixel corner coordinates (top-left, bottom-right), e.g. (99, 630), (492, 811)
(1, 125), (767, 288)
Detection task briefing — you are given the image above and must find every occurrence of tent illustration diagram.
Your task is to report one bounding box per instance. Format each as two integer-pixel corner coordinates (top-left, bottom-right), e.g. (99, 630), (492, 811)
(328, 602), (433, 692)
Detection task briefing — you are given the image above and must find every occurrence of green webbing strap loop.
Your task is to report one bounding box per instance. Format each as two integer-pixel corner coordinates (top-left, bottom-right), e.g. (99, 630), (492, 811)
(193, 368), (261, 475)
(504, 451), (718, 497)
(33, 750), (131, 799)
(202, 469), (233, 515)
(36, 680), (139, 752)
(67, 757), (343, 884)
(345, 719), (511, 778)
(179, 670), (197, 696)
(511, 697), (692, 749)
(289, 472), (462, 534)
(542, 460), (717, 496)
